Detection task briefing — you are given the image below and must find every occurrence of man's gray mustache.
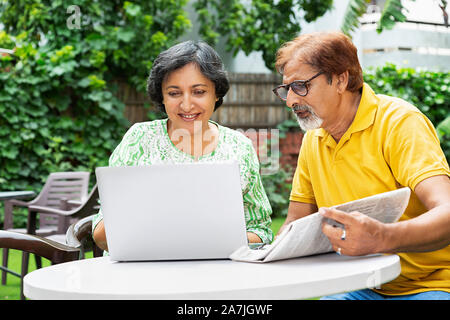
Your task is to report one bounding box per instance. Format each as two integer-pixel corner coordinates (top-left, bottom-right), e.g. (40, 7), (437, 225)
(292, 105), (312, 112)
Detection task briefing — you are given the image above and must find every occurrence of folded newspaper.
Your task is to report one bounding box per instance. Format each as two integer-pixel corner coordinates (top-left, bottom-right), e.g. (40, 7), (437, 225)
(230, 188), (411, 263)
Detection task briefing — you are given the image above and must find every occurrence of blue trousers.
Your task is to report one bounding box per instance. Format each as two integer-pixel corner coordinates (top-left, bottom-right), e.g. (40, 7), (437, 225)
(321, 289), (450, 300)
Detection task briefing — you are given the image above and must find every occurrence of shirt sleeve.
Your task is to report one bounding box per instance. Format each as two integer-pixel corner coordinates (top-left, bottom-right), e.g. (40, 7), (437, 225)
(241, 141), (274, 244)
(289, 132), (316, 204)
(384, 111), (450, 190)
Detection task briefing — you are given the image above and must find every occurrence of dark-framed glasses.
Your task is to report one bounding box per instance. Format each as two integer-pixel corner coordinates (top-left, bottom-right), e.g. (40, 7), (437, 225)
(272, 71), (324, 101)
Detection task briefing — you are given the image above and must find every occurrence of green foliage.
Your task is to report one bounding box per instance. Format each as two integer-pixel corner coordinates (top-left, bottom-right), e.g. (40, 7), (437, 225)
(437, 116), (450, 160)
(364, 63), (449, 130)
(341, 0), (418, 37)
(261, 163), (293, 218)
(193, 0), (333, 70)
(376, 0), (409, 33)
(341, 0), (371, 37)
(0, 0), (191, 92)
(343, 0), (447, 37)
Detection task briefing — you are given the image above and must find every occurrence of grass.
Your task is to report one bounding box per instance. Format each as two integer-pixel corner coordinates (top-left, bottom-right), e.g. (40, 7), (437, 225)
(0, 249), (95, 300)
(0, 217), (286, 300)
(1, 249), (52, 300)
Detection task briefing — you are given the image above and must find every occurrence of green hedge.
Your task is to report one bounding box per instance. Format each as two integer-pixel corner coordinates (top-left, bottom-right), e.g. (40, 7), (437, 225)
(0, 0), (191, 228)
(364, 63), (450, 161)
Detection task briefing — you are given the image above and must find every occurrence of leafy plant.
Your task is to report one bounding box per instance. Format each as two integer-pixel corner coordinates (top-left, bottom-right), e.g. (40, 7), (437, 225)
(261, 163), (293, 217)
(437, 116), (450, 160)
(0, 0), (191, 227)
(341, 0), (371, 37)
(341, 0), (448, 37)
(193, 0), (333, 70)
(364, 63), (449, 128)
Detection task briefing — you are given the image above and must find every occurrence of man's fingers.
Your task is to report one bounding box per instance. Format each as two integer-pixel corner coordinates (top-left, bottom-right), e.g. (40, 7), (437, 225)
(319, 207), (356, 225)
(322, 221), (345, 240)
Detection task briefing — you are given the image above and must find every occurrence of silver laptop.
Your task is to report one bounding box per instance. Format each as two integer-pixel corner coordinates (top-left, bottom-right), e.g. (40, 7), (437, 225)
(95, 161), (248, 261)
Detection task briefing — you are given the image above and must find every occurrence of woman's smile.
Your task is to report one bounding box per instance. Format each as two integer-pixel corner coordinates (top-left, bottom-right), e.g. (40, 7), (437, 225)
(179, 113), (201, 121)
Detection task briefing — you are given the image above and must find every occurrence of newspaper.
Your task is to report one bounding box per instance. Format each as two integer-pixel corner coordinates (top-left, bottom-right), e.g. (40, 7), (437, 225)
(230, 187), (411, 263)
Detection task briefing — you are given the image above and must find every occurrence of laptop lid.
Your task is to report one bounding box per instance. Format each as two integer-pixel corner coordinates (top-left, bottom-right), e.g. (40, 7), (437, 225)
(95, 161), (248, 261)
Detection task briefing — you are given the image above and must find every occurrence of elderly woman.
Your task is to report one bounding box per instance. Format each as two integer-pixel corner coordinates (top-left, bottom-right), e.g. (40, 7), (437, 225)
(93, 41), (273, 252)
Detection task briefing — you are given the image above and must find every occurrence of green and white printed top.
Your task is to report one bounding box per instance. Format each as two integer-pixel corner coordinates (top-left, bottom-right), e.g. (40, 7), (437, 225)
(92, 118), (273, 244)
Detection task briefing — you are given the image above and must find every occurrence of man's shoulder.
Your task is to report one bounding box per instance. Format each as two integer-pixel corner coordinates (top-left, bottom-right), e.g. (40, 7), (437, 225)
(375, 93), (422, 121)
(372, 93), (437, 140)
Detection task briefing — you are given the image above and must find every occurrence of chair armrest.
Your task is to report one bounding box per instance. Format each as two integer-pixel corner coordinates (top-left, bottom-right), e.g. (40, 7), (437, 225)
(8, 199), (31, 207)
(59, 198), (82, 210)
(67, 199), (82, 209)
(28, 205), (74, 216)
(3, 199), (33, 229)
(66, 215), (93, 248)
(65, 224), (82, 248)
(0, 230), (80, 264)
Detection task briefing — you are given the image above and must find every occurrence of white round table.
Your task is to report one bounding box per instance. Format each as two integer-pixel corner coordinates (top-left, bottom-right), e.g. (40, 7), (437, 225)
(24, 253), (400, 300)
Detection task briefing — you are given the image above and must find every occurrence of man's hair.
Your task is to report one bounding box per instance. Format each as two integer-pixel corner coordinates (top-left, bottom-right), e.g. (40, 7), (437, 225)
(147, 40), (230, 113)
(275, 32), (363, 92)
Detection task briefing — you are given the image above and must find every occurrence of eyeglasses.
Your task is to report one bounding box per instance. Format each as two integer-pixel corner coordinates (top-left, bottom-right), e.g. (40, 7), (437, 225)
(272, 71), (324, 101)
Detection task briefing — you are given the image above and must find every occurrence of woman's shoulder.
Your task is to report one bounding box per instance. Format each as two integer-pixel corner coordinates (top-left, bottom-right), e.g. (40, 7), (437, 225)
(124, 119), (167, 138)
(129, 119), (167, 132)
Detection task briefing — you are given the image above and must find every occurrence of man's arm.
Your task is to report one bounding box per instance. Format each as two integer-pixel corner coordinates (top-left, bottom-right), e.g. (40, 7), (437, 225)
(276, 201), (318, 237)
(383, 175), (450, 252)
(320, 175), (450, 255)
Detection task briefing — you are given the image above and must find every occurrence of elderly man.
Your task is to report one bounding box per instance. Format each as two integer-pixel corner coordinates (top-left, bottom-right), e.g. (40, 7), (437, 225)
(274, 32), (450, 300)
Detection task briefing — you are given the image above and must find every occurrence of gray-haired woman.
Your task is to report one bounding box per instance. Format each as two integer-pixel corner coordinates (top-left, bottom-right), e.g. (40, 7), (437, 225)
(93, 41), (273, 252)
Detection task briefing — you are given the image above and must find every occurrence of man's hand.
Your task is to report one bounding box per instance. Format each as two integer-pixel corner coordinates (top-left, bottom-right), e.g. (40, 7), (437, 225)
(320, 207), (387, 256)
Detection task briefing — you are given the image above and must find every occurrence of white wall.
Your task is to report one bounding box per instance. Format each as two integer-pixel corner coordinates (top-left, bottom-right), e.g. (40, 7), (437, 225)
(355, 0), (450, 71)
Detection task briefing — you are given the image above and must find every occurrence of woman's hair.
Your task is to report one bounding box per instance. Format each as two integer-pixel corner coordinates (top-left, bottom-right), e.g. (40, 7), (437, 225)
(147, 40), (230, 112)
(275, 32), (363, 92)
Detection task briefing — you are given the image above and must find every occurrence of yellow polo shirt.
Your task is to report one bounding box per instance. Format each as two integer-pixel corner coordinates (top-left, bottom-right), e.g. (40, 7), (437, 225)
(290, 83), (450, 296)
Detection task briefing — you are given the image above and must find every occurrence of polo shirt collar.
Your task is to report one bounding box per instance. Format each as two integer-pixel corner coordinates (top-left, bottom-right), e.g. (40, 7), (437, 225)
(313, 83), (378, 139)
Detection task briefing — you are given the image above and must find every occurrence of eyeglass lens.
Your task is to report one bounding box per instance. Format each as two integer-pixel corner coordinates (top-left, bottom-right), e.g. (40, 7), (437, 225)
(276, 82), (307, 100)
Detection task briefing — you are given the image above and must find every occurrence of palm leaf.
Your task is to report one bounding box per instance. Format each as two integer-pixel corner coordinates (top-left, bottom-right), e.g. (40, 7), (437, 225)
(376, 0), (410, 33)
(340, 0), (371, 37)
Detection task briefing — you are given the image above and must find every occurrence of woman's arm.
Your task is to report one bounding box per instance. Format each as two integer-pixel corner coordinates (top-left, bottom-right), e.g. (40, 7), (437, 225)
(241, 142), (274, 244)
(93, 219), (108, 252)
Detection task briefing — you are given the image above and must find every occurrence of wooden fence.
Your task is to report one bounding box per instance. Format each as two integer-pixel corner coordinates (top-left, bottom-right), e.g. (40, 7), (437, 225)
(211, 73), (292, 129)
(119, 72), (294, 129)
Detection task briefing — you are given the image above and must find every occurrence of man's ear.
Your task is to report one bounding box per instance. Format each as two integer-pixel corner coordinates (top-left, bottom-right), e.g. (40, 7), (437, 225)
(336, 71), (349, 94)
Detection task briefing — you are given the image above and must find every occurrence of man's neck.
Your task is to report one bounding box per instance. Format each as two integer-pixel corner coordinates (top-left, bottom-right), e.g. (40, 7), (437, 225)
(325, 91), (362, 143)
